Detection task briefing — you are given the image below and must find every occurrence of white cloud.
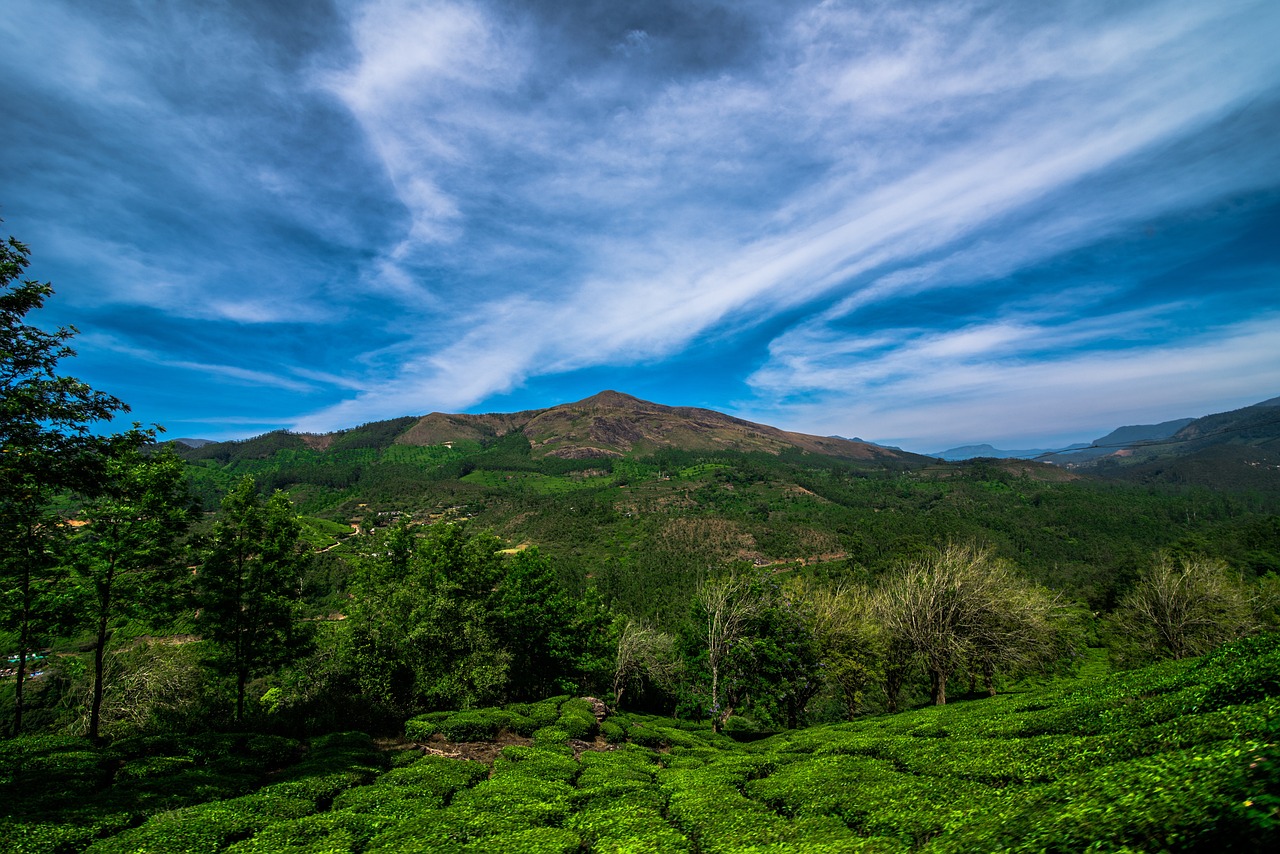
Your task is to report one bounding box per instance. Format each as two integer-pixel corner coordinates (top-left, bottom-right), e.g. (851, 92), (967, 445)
(742, 314), (1280, 450)
(290, 0), (1280, 431)
(80, 334), (318, 394)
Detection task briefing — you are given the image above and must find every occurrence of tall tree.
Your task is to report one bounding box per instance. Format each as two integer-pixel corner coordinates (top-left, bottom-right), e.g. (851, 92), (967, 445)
(198, 476), (305, 723)
(1, 232), (127, 734)
(74, 443), (191, 741)
(693, 568), (763, 731)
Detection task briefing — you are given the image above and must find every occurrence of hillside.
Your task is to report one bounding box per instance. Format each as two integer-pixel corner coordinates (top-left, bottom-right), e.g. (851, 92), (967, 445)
(6, 635), (1278, 853)
(181, 391), (921, 465)
(1069, 396), (1280, 491)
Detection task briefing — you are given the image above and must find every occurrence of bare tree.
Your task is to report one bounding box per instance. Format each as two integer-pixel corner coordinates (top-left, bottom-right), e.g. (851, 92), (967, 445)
(1110, 555), (1257, 663)
(968, 580), (1063, 696)
(696, 569), (763, 730)
(877, 543), (1060, 706)
(612, 618), (680, 709)
(792, 577), (886, 718)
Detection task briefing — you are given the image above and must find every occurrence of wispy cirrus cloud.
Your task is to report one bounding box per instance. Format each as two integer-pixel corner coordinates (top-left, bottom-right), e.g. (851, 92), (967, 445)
(295, 0), (1280, 439)
(742, 312), (1280, 450)
(3, 0), (1278, 445)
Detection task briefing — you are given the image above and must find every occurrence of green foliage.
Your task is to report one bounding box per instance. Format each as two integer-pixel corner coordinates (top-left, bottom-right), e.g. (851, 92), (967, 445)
(555, 698), (598, 739)
(8, 634), (1280, 852)
(197, 475), (308, 723)
(73, 445), (193, 741)
(532, 725), (571, 748)
(493, 745), (580, 784)
(439, 708), (516, 742)
(2, 232), (134, 736)
(404, 710), (450, 741)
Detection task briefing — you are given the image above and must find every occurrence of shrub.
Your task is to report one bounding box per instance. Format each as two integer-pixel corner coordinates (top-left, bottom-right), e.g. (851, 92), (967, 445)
(405, 711), (451, 741)
(555, 698), (598, 740)
(493, 746), (580, 784)
(599, 720), (626, 743)
(532, 726), (571, 748)
(440, 709), (514, 742)
(373, 755), (489, 806)
(447, 774), (576, 837)
(223, 810), (380, 853)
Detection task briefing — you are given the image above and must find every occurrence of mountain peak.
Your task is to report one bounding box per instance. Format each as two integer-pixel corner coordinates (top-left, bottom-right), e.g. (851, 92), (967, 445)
(568, 390), (649, 409)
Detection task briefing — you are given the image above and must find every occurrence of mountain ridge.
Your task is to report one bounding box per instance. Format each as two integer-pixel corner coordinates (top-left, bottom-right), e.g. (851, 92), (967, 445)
(184, 390), (927, 466)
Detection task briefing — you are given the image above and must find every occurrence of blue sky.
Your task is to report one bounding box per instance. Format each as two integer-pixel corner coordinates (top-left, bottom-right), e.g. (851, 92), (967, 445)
(2, 0), (1278, 453)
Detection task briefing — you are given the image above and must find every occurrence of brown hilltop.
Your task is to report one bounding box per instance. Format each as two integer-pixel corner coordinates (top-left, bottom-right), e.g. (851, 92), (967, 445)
(394, 390), (913, 463)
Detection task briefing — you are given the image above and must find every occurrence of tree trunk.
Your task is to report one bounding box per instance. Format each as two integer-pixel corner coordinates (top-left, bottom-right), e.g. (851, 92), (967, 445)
(236, 666), (246, 724)
(14, 527), (33, 735)
(884, 668), (905, 713)
(982, 662), (996, 697)
(709, 661), (721, 731)
(89, 615), (108, 742)
(14, 645), (27, 735)
(89, 563), (115, 743)
(930, 669), (947, 705)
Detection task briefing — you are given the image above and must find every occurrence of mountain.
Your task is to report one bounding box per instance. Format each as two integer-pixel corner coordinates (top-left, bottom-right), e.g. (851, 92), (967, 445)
(1094, 418), (1196, 447)
(490, 390), (916, 462)
(1039, 418), (1195, 465)
(933, 443), (1090, 461)
(248, 390), (925, 464)
(1072, 396), (1280, 491)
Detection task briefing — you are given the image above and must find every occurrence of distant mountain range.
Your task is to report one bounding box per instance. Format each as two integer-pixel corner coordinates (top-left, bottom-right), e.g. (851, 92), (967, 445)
(933, 418), (1197, 462)
(931, 398), (1279, 490)
(932, 442), (1092, 461)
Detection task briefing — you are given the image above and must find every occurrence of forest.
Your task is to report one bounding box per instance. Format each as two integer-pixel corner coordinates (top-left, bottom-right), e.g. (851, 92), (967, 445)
(4, 231), (1280, 851)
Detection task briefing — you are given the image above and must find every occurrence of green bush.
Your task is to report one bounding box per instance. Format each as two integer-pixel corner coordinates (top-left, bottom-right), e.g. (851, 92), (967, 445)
(84, 792), (315, 854)
(372, 754), (489, 806)
(223, 810), (381, 853)
(440, 708), (514, 742)
(525, 696), (569, 730)
(493, 745), (580, 784)
(555, 698), (598, 740)
(532, 726), (571, 748)
(447, 774), (577, 837)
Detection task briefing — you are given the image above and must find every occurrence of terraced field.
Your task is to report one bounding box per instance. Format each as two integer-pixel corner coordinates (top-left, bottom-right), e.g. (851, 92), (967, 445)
(4, 636), (1277, 853)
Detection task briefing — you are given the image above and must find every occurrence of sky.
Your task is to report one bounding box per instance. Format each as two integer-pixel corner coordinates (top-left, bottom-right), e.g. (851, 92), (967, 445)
(2, 0), (1278, 453)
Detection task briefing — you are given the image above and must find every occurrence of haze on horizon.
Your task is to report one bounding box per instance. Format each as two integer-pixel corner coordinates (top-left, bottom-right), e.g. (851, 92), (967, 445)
(2, 0), (1278, 453)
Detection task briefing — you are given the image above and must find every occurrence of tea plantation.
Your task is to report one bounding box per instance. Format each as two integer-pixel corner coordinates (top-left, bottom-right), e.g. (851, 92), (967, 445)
(4, 636), (1277, 853)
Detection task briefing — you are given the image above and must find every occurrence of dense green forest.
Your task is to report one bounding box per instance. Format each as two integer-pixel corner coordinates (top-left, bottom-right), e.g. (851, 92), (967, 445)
(4, 231), (1280, 850)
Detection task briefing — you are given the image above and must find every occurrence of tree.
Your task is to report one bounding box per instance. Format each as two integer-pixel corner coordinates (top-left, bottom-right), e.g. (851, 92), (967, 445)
(693, 568), (764, 730)
(743, 580), (825, 730)
(877, 543), (1061, 706)
(967, 578), (1065, 696)
(74, 443), (191, 741)
(1, 231), (128, 734)
(347, 522), (510, 715)
(198, 476), (305, 723)
(497, 547), (596, 699)
(793, 578), (886, 718)
(612, 618), (680, 709)
(1109, 555), (1257, 664)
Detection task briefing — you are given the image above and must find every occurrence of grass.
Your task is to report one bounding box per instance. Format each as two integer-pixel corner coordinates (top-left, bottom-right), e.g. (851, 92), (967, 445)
(3, 636), (1278, 852)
